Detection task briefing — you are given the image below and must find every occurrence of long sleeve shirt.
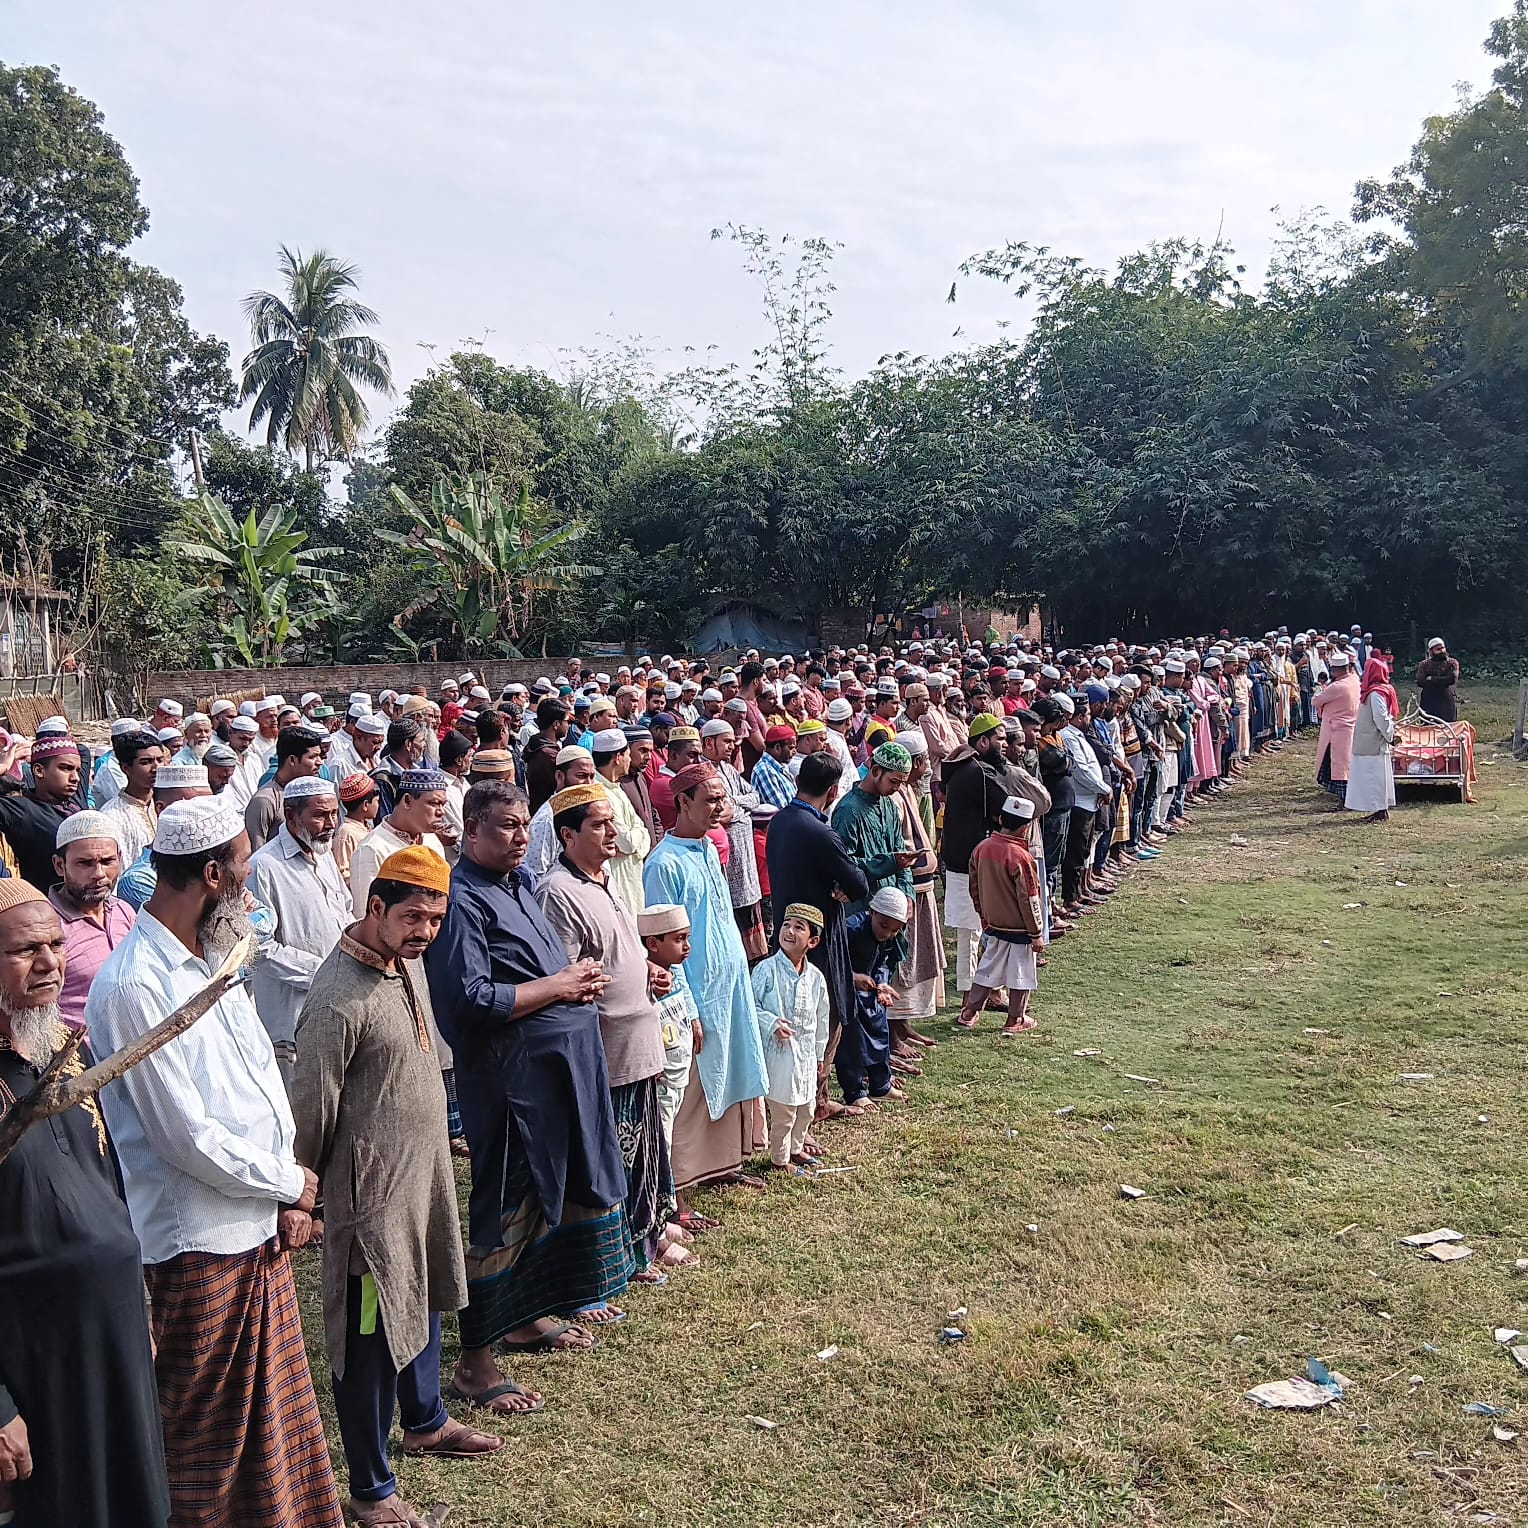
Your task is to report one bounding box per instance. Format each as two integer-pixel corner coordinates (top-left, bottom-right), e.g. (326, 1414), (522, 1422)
(968, 831), (1043, 940)
(245, 825), (353, 1048)
(85, 911), (305, 1262)
(599, 777), (650, 916)
(1061, 724), (1107, 810)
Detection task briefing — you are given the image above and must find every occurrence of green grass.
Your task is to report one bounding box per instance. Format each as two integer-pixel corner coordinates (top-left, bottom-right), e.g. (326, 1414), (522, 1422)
(297, 684), (1528, 1526)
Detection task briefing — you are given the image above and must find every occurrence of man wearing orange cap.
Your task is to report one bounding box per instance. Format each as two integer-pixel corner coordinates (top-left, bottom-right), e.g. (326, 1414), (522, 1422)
(294, 847), (505, 1524)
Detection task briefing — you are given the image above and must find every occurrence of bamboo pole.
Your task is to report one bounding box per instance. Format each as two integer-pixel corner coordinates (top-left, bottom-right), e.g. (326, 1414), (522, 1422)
(0, 934), (252, 1166)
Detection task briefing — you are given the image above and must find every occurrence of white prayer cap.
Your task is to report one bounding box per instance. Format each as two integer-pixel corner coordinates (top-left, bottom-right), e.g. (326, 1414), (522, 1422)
(1054, 693), (1076, 715)
(1020, 678), (1037, 694)
(700, 718), (735, 740)
(348, 691), (372, 708)
(680, 679), (700, 693)
(663, 682), (682, 700)
(826, 698), (853, 722)
(255, 696), (280, 714)
(378, 689), (398, 704)
(186, 712), (210, 728)
(156, 699), (183, 718)
(781, 679), (801, 696)
(1163, 658), (1186, 674)
(109, 717), (142, 738)
(868, 886), (910, 921)
(893, 730), (928, 757)
(1040, 665), (1061, 681)
(210, 699), (236, 718)
(700, 688), (723, 703)
(1119, 674), (1141, 692)
(1428, 636), (1445, 650)
(470, 686), (491, 702)
(56, 810), (119, 850)
(1000, 795), (1036, 821)
(267, 695), (286, 708)
(347, 703), (371, 720)
(925, 672), (949, 689)
(1203, 655), (1222, 670)
(457, 672), (476, 687)
(591, 727), (629, 752)
(238, 701), (257, 717)
(300, 692), (321, 708)
(282, 775), (335, 801)
(1329, 651), (1351, 667)
(1151, 665), (1167, 679)
(152, 796), (243, 854)
(595, 673), (612, 685)
(203, 743), (238, 767)
(154, 763), (209, 791)
(356, 714), (388, 737)
(555, 744), (593, 766)
(155, 727), (183, 744)
(36, 716), (70, 737)
(231, 715), (259, 735)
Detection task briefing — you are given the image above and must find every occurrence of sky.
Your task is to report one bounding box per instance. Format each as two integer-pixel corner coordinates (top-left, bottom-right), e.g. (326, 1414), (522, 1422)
(9, 0), (1509, 431)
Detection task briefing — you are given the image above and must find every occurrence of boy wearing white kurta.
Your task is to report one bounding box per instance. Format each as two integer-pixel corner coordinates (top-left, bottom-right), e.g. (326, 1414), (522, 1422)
(752, 903), (830, 1172)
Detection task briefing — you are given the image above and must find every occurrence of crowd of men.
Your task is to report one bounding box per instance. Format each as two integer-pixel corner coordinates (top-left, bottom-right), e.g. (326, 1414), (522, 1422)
(0, 619), (1455, 1526)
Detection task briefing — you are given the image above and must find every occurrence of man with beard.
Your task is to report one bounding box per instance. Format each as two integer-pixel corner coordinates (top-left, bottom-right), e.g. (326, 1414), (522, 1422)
(246, 776), (352, 1089)
(293, 847), (505, 1527)
(48, 810), (135, 1032)
(0, 878), (171, 1527)
(86, 797), (344, 1528)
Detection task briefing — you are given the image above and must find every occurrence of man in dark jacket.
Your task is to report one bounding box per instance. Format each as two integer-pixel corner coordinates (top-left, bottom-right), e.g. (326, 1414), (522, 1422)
(764, 752), (869, 1122)
(937, 713), (1008, 997)
(520, 700), (571, 814)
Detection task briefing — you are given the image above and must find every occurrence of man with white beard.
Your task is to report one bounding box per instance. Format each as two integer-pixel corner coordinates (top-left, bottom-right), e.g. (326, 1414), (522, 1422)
(0, 878), (172, 1527)
(245, 776), (351, 1089)
(86, 796), (344, 1528)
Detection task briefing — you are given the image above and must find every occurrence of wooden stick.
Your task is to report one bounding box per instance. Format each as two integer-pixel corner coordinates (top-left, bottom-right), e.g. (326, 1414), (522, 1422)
(0, 934), (252, 1166)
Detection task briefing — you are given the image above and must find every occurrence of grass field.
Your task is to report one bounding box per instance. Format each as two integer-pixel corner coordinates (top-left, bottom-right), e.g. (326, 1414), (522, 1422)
(299, 683), (1528, 1527)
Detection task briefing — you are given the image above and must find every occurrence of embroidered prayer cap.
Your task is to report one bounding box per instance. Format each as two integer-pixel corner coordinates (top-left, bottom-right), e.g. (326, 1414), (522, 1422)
(700, 718), (736, 739)
(1039, 664), (1062, 681)
(282, 775), (336, 801)
(868, 886), (910, 921)
(203, 742), (238, 768)
(967, 711), (1004, 742)
(1000, 794), (1036, 822)
(667, 725), (700, 744)
(764, 723), (797, 744)
(300, 691), (321, 708)
(457, 672), (477, 688)
(399, 768), (452, 796)
(893, 730), (928, 757)
(621, 726), (653, 743)
(591, 727), (629, 753)
(109, 717), (143, 738)
(555, 744), (593, 766)
(875, 678), (899, 697)
(796, 719), (826, 737)
(152, 796), (243, 854)
(872, 741), (912, 772)
(377, 845), (451, 895)
(154, 763), (209, 791)
(1163, 658), (1186, 674)
(210, 699), (237, 719)
(722, 699), (749, 715)
(311, 706), (335, 721)
(902, 683), (929, 700)
(356, 714), (388, 738)
(549, 782), (608, 816)
(30, 735), (81, 762)
(783, 901), (824, 930)
(468, 750), (516, 778)
(401, 696), (434, 716)
(56, 810), (119, 850)
(637, 902), (690, 937)
(663, 683), (683, 700)
(826, 698), (853, 722)
(669, 760), (716, 797)
(0, 878), (46, 915)
(231, 715), (259, 735)
(1053, 693), (1076, 716)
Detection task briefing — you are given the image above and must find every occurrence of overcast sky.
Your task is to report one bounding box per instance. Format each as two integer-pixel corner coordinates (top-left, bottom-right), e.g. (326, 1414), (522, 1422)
(10, 0), (1507, 428)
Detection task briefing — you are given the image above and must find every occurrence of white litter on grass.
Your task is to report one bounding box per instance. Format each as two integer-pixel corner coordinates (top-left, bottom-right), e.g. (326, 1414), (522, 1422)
(1423, 1244), (1474, 1263)
(1495, 1329), (1522, 1345)
(1493, 1424), (1519, 1444)
(1120, 1185), (1147, 1200)
(1233, 1335), (1251, 1344)
(745, 1415), (778, 1431)
(1245, 1374), (1350, 1410)
(948, 1307), (968, 1320)
(1401, 1229), (1465, 1247)
(1024, 1223), (1040, 1235)
(1228, 835), (1250, 847)
(816, 1345), (839, 1362)
(1122, 1074), (1161, 1085)
(1073, 1048), (1103, 1058)
(1511, 1346), (1528, 1374)
(1399, 1073), (1435, 1082)
(1395, 880), (1410, 887)
(1438, 991), (1458, 998)
(1342, 902), (1365, 910)
(1054, 1106), (1075, 1117)
(1303, 1027), (1331, 1036)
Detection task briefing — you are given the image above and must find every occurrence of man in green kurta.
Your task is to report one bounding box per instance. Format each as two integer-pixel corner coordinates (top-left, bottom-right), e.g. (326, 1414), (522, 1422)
(293, 845), (506, 1528)
(829, 741), (919, 923)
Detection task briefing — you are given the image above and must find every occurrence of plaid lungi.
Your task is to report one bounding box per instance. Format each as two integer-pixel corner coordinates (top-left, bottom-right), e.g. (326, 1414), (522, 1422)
(612, 1075), (675, 1265)
(146, 1242), (343, 1528)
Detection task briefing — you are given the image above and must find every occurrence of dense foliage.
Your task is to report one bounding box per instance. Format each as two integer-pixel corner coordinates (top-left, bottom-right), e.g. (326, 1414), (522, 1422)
(8, 7), (1528, 683)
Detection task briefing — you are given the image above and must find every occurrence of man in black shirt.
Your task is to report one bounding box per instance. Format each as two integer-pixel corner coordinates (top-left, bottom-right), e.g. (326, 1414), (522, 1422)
(0, 736), (86, 890)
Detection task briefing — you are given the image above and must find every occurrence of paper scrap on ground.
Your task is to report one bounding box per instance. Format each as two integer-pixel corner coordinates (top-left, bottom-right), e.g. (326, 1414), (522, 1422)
(1515, 1259), (1528, 1276)
(1229, 835), (1250, 847)
(1073, 1048), (1102, 1057)
(1303, 1027), (1331, 1036)
(1511, 1346), (1528, 1373)
(1423, 1243), (1473, 1262)
(947, 1306), (967, 1320)
(1054, 1106), (1075, 1117)
(1122, 1074), (1160, 1085)
(1464, 1402), (1506, 1416)
(816, 1345), (838, 1362)
(1495, 1329), (1522, 1345)
(1400, 1229), (1464, 1247)
(1399, 1073), (1435, 1081)
(939, 1327), (967, 1344)
(1494, 1424), (1519, 1443)
(746, 1415), (778, 1430)
(1342, 902), (1364, 910)
(1245, 1365), (1349, 1410)
(1120, 1185), (1147, 1200)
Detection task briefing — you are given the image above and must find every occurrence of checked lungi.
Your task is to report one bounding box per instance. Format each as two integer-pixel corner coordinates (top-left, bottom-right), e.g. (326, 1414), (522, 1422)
(145, 1241), (344, 1528)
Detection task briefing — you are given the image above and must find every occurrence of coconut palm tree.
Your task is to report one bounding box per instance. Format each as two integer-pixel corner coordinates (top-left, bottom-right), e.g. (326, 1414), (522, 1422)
(239, 246), (393, 469)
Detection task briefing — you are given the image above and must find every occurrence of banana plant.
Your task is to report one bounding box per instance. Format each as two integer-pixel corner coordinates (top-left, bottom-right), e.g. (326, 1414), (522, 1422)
(380, 471), (594, 655)
(169, 490), (341, 667)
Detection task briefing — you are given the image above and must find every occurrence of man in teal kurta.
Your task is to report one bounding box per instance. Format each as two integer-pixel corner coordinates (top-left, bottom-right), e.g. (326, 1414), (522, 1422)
(830, 742), (917, 933)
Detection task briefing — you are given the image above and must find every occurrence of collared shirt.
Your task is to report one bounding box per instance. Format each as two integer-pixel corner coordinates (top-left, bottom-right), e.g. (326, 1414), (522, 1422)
(523, 799), (558, 884)
(47, 887), (136, 1030)
(751, 750), (797, 809)
(348, 818), (448, 917)
(98, 791), (156, 865)
(86, 910), (305, 1263)
(245, 825), (352, 1047)
(1062, 724), (1107, 810)
(91, 751), (127, 807)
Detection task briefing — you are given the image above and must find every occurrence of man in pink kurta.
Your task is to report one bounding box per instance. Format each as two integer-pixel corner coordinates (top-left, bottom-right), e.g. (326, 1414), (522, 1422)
(1188, 669), (1221, 785)
(1313, 657), (1360, 795)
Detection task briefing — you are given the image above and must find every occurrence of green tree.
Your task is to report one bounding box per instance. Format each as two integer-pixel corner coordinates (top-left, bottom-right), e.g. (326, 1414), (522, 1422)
(239, 247), (392, 469)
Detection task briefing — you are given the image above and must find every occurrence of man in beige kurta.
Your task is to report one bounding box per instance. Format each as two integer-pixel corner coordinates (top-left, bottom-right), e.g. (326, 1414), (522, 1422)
(292, 845), (505, 1527)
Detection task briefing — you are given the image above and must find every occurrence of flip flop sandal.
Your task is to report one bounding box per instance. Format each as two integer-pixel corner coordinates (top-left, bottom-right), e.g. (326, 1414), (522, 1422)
(661, 1223), (696, 1247)
(499, 1321), (596, 1353)
(570, 1302), (627, 1326)
(443, 1378), (546, 1416)
(405, 1418), (512, 1456)
(657, 1243), (700, 1268)
(677, 1209), (721, 1232)
(630, 1267), (669, 1286)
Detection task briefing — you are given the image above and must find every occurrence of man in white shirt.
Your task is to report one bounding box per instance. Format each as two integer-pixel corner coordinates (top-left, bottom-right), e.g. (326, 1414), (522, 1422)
(245, 776), (352, 1087)
(1058, 693), (1108, 913)
(227, 714), (264, 808)
(85, 796), (343, 1528)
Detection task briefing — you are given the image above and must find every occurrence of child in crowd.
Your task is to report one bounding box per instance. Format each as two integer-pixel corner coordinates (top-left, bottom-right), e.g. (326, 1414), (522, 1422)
(334, 773), (380, 886)
(638, 902), (709, 1244)
(959, 795), (1044, 1035)
(751, 902), (830, 1173)
(841, 887), (911, 1110)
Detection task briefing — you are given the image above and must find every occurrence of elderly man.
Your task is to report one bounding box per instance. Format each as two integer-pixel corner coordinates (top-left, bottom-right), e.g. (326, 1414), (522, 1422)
(294, 846), (503, 1526)
(538, 785), (674, 1282)
(87, 797), (342, 1528)
(0, 734), (86, 889)
(48, 810), (135, 1031)
(425, 778), (631, 1400)
(246, 776), (352, 1087)
(0, 879), (171, 1527)
(348, 769), (451, 916)
(643, 762), (769, 1194)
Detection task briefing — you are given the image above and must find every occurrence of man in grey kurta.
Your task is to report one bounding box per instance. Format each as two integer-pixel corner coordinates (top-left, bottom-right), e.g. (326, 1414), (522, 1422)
(293, 847), (507, 1526)
(246, 778), (352, 1087)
